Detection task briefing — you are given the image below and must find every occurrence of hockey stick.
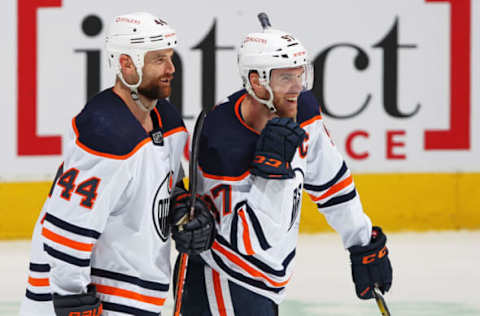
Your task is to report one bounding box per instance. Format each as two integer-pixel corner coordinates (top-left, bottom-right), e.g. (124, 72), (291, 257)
(373, 285), (391, 316)
(257, 12), (271, 30)
(172, 107), (208, 316)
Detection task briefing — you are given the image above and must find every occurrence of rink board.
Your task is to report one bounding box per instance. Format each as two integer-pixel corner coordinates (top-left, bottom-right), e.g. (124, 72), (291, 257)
(2, 172), (479, 239)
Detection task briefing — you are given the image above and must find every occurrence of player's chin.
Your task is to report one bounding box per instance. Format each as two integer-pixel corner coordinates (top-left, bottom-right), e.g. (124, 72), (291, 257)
(278, 103), (298, 119)
(157, 86), (171, 99)
(278, 108), (297, 119)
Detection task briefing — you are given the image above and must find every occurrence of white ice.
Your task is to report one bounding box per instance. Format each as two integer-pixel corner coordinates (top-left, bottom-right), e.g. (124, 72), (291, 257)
(1, 231), (479, 315)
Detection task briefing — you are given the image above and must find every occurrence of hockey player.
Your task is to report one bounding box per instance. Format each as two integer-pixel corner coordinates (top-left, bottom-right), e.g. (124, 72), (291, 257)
(178, 21), (393, 315)
(20, 12), (215, 316)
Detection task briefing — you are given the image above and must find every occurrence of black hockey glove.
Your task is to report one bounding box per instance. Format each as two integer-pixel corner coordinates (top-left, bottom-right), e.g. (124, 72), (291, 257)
(170, 188), (216, 255)
(348, 226), (392, 300)
(53, 284), (102, 316)
(251, 117), (306, 179)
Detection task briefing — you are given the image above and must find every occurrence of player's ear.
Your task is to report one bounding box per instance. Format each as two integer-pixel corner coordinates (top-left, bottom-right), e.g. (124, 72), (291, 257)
(248, 71), (261, 89)
(249, 71), (268, 99)
(119, 54), (135, 72)
(118, 54), (138, 83)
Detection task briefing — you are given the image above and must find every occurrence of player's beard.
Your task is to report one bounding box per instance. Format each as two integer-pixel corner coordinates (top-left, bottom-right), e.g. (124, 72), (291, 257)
(273, 95), (298, 120)
(138, 77), (172, 100)
(270, 85), (300, 120)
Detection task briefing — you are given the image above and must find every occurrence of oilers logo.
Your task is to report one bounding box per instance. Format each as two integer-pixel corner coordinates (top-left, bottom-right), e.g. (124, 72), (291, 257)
(152, 171), (174, 241)
(288, 183), (303, 231)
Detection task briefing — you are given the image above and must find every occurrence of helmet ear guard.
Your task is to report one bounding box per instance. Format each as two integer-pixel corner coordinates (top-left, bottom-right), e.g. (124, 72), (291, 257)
(243, 70), (275, 112)
(237, 21), (313, 112)
(105, 12), (178, 111)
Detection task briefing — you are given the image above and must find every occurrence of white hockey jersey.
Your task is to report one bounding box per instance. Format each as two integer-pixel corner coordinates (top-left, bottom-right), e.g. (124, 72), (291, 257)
(197, 89), (372, 304)
(20, 89), (187, 316)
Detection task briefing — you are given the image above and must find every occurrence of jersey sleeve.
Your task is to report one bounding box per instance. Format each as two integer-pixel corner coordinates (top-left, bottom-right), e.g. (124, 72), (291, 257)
(41, 127), (132, 296)
(198, 126), (302, 258)
(205, 174), (301, 256)
(303, 117), (372, 248)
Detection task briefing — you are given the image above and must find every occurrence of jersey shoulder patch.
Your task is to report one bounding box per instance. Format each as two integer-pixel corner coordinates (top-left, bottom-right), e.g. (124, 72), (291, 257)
(73, 89), (150, 158)
(199, 90), (257, 179)
(297, 90), (323, 126)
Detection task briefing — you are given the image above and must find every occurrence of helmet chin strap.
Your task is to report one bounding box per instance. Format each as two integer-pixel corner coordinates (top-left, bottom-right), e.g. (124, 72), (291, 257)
(245, 80), (300, 122)
(130, 90), (156, 113)
(245, 80), (277, 113)
(118, 70), (156, 113)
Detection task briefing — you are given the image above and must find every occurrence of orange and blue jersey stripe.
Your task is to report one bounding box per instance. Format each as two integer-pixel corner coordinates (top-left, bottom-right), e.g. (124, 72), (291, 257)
(42, 213), (100, 267)
(25, 262), (52, 302)
(91, 267), (169, 315)
(304, 161), (357, 208)
(210, 235), (295, 294)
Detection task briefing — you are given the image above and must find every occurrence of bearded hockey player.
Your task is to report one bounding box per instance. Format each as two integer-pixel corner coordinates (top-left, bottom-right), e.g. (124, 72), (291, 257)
(20, 12), (215, 316)
(178, 17), (393, 316)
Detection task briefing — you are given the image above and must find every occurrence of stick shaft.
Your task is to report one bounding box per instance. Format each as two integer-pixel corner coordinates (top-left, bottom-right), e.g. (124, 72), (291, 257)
(373, 287), (391, 316)
(173, 253), (188, 316)
(172, 108), (209, 315)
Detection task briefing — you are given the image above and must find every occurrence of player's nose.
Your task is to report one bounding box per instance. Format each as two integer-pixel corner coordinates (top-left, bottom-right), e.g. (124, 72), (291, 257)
(165, 58), (175, 75)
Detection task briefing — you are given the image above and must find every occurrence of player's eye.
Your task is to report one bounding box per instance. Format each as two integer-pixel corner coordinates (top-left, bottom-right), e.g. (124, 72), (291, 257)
(152, 56), (167, 64)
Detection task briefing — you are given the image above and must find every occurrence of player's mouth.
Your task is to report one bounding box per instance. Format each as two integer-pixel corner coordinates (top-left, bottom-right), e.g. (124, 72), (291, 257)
(159, 77), (172, 86)
(285, 95), (299, 104)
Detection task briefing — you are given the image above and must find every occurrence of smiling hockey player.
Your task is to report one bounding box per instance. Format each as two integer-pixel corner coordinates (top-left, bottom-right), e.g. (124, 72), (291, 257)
(19, 12), (215, 316)
(177, 15), (393, 316)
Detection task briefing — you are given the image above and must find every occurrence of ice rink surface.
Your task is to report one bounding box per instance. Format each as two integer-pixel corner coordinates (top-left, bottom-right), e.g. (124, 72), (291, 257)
(1, 231), (479, 316)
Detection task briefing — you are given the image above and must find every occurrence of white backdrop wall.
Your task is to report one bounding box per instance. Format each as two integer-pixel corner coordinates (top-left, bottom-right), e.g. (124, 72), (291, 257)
(1, 0), (479, 181)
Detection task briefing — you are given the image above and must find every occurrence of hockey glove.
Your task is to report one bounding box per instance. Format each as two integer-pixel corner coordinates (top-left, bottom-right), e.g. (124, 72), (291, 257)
(53, 284), (102, 316)
(251, 117), (306, 179)
(170, 188), (216, 255)
(348, 226), (393, 299)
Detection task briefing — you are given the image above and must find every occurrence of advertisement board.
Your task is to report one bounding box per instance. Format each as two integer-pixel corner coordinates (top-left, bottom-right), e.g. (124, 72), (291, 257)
(1, 0), (479, 238)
